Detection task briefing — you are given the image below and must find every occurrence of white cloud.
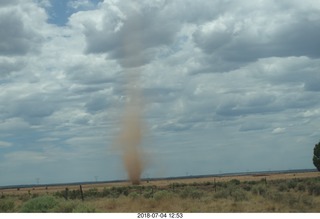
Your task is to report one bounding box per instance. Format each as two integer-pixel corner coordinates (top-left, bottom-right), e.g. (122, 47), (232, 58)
(272, 127), (286, 134)
(1, 0), (320, 185)
(68, 0), (96, 10)
(0, 141), (12, 148)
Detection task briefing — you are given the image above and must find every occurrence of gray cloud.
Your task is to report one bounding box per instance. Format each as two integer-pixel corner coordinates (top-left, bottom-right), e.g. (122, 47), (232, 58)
(0, 0), (18, 7)
(0, 10), (42, 56)
(0, 58), (25, 76)
(192, 2), (320, 73)
(84, 2), (180, 67)
(2, 0), (320, 186)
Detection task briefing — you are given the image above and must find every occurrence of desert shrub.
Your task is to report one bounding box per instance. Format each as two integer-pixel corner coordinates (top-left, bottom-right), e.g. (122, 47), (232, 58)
(307, 183), (320, 196)
(230, 189), (248, 202)
(266, 191), (284, 202)
(101, 188), (111, 197)
(53, 200), (78, 213)
(84, 188), (98, 197)
(18, 194), (31, 202)
(229, 179), (241, 186)
(143, 188), (154, 199)
(287, 180), (297, 189)
(215, 181), (228, 189)
(128, 191), (139, 199)
(178, 186), (202, 199)
(190, 189), (204, 199)
(21, 195), (59, 212)
(252, 184), (267, 196)
(153, 190), (172, 201)
(299, 194), (314, 207)
(170, 183), (187, 188)
(69, 189), (82, 199)
(285, 193), (299, 208)
(241, 183), (252, 191)
(72, 203), (96, 213)
(117, 186), (129, 196)
(109, 187), (121, 198)
(278, 183), (288, 192)
(213, 188), (230, 199)
(0, 199), (15, 212)
(296, 183), (306, 192)
(246, 180), (258, 185)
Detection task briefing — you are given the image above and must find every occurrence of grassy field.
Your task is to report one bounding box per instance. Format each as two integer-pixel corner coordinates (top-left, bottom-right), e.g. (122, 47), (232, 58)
(1, 171), (320, 212)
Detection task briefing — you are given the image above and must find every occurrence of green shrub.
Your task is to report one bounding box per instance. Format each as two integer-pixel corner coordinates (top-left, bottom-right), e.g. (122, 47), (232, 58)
(101, 188), (111, 197)
(278, 183), (288, 192)
(307, 183), (320, 196)
(128, 191), (139, 199)
(229, 179), (241, 186)
(154, 190), (172, 201)
(72, 203), (96, 213)
(296, 183), (306, 192)
(252, 185), (267, 196)
(18, 194), (31, 202)
(287, 180), (297, 189)
(69, 189), (82, 199)
(143, 189), (154, 199)
(190, 189), (203, 199)
(213, 189), (230, 199)
(266, 191), (284, 202)
(53, 201), (78, 212)
(21, 195), (59, 213)
(84, 188), (98, 197)
(241, 184), (252, 191)
(231, 189), (248, 202)
(0, 199), (15, 212)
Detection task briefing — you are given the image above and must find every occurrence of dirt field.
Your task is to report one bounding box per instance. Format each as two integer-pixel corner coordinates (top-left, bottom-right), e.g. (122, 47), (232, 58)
(2, 171), (319, 196)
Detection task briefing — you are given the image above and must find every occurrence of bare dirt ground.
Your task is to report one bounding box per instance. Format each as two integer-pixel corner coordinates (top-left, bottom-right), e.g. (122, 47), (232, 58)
(1, 171), (319, 195)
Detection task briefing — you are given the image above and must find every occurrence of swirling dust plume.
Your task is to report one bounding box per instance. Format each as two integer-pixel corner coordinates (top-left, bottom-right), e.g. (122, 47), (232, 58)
(115, 13), (146, 185)
(117, 76), (145, 185)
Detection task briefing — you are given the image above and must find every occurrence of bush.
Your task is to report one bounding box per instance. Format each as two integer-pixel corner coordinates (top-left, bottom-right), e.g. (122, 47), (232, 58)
(307, 183), (320, 196)
(229, 179), (241, 186)
(296, 183), (306, 192)
(0, 199), (15, 212)
(278, 183), (288, 192)
(154, 190), (172, 201)
(252, 185), (267, 196)
(128, 192), (139, 199)
(143, 189), (154, 199)
(241, 184), (252, 191)
(72, 203), (96, 213)
(54, 201), (78, 212)
(231, 189), (248, 202)
(266, 191), (284, 202)
(69, 189), (82, 199)
(179, 187), (202, 199)
(287, 180), (297, 189)
(213, 189), (230, 199)
(21, 195), (59, 213)
(84, 188), (98, 197)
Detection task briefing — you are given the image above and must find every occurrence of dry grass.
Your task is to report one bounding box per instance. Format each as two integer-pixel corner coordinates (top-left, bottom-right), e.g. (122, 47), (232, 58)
(1, 171), (319, 196)
(1, 171), (320, 213)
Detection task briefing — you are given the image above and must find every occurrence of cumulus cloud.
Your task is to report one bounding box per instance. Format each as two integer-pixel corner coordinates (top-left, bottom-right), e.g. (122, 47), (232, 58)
(1, 0), (320, 185)
(0, 3), (45, 56)
(272, 127), (286, 134)
(83, 1), (181, 67)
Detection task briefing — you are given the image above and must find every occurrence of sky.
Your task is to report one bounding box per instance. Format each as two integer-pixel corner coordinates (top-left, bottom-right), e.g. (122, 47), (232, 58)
(0, 0), (320, 186)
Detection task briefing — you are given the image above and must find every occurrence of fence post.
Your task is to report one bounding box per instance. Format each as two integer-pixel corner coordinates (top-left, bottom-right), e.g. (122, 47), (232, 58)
(214, 178), (216, 192)
(79, 185), (84, 201)
(64, 188), (69, 200)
